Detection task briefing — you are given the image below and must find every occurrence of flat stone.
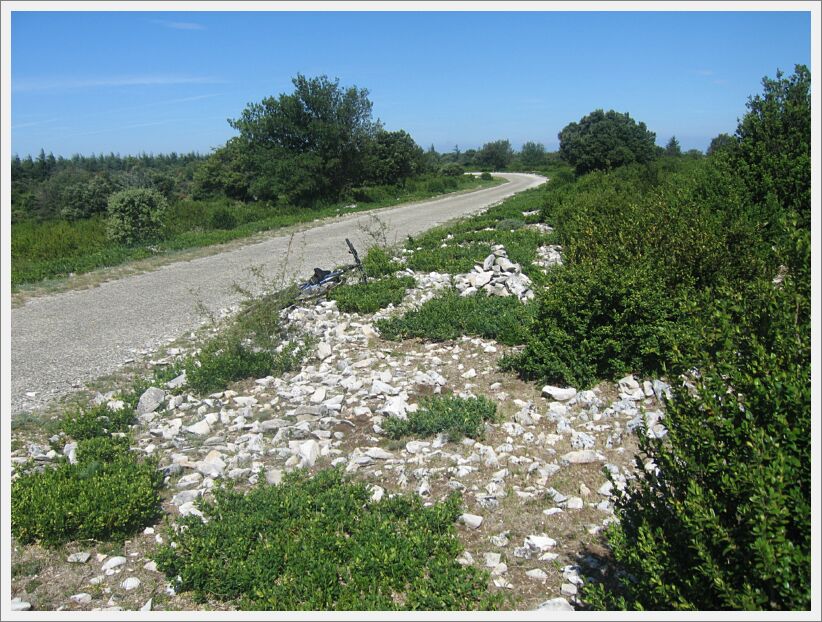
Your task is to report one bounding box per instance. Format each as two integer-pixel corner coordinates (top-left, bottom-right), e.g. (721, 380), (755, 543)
(185, 420), (211, 436)
(309, 387), (327, 404)
(365, 447), (393, 460)
(121, 577), (141, 591)
(136, 387), (165, 415)
(484, 552), (501, 567)
(565, 496), (584, 509)
(166, 373), (187, 389)
(525, 534), (556, 551)
(316, 342), (332, 360)
(70, 593), (92, 604)
(561, 582), (578, 596)
(536, 597), (574, 611)
(101, 556), (127, 572)
(10, 598), (32, 611)
(561, 450), (604, 464)
(459, 513), (483, 529)
(542, 385), (577, 401)
(526, 568), (549, 582)
(67, 551), (91, 564)
(298, 440), (320, 468)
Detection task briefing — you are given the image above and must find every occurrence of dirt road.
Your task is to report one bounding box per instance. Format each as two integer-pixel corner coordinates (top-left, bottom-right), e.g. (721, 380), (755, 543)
(10, 173), (546, 415)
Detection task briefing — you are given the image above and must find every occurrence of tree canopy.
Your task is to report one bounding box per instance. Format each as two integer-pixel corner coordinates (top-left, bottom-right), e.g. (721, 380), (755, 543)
(476, 139), (514, 170)
(558, 109), (657, 175)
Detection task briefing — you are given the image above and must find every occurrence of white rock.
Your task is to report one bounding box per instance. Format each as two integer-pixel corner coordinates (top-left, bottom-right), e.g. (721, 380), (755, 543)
(141, 599), (153, 611)
(536, 597), (574, 611)
(561, 450), (604, 464)
(70, 593), (92, 604)
(461, 368), (477, 379)
(185, 420), (211, 436)
(309, 387), (327, 404)
(459, 513), (483, 529)
(542, 385), (577, 401)
(101, 556), (127, 572)
(316, 342), (332, 360)
(561, 583), (578, 596)
(298, 440), (320, 468)
(136, 387), (165, 415)
(371, 379), (399, 396)
(67, 551), (91, 563)
(484, 552), (501, 567)
(121, 577), (141, 591)
(365, 447), (393, 460)
(266, 468), (283, 485)
(10, 598), (32, 611)
(566, 496), (584, 510)
(525, 534), (556, 551)
(526, 568), (549, 582)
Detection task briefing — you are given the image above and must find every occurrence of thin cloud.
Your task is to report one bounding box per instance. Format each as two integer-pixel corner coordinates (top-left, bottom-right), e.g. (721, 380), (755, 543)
(13, 75), (223, 92)
(692, 69), (715, 76)
(61, 119), (176, 138)
(12, 118), (58, 130)
(151, 19), (206, 31)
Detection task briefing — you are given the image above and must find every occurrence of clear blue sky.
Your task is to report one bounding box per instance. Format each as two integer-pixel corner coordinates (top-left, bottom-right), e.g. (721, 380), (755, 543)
(10, 9), (811, 158)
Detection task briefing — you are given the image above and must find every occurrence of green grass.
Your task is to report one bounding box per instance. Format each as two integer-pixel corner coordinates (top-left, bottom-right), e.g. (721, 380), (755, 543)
(60, 403), (135, 441)
(376, 289), (535, 346)
(329, 275), (415, 314)
(12, 174), (501, 288)
(154, 468), (501, 610)
(383, 395), (497, 441)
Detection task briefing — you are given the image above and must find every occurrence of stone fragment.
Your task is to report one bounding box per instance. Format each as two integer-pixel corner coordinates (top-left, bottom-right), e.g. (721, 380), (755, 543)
(136, 387), (164, 415)
(70, 593), (92, 605)
(526, 568), (549, 582)
(459, 513), (483, 529)
(536, 597), (574, 611)
(67, 551), (91, 564)
(101, 556), (127, 572)
(121, 577), (141, 591)
(542, 385), (577, 401)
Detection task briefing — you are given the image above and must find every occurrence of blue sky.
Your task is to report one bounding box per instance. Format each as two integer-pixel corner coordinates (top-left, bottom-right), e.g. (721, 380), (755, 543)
(10, 9), (811, 158)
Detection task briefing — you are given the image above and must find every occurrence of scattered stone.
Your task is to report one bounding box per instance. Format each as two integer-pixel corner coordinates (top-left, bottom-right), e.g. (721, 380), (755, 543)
(265, 468), (283, 485)
(70, 593), (92, 605)
(101, 556), (127, 572)
(136, 387), (165, 415)
(526, 568), (549, 582)
(565, 496), (584, 510)
(484, 552), (501, 567)
(67, 551), (91, 564)
(459, 513), (483, 529)
(561, 450), (604, 464)
(536, 597), (574, 611)
(141, 599), (153, 612)
(542, 385), (577, 401)
(10, 598), (32, 611)
(316, 342), (332, 360)
(121, 577), (141, 591)
(185, 420), (211, 436)
(561, 582), (578, 596)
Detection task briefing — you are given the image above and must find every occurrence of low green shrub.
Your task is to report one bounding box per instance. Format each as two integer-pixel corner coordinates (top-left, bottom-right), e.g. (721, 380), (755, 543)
(362, 246), (401, 278)
(329, 276), (415, 314)
(376, 289), (533, 346)
(11, 436), (163, 546)
(185, 338), (305, 395)
(209, 207), (237, 230)
(502, 261), (685, 388)
(383, 395), (497, 441)
(440, 163), (465, 177)
(106, 188), (168, 245)
(495, 218), (525, 231)
(154, 468), (500, 610)
(583, 277), (810, 610)
(404, 242), (492, 274)
(61, 403), (135, 440)
(480, 172), (493, 180)
(426, 179), (446, 193)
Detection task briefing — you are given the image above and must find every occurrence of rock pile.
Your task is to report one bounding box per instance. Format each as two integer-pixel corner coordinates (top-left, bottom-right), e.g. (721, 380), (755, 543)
(534, 244), (563, 271)
(454, 245), (534, 302)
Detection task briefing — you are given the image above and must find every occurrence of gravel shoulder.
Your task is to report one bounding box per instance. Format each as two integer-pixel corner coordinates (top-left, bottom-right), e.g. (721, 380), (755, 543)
(10, 173), (545, 416)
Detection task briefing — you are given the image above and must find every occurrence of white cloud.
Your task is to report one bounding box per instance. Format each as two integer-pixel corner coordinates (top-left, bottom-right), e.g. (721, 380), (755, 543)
(13, 75), (223, 92)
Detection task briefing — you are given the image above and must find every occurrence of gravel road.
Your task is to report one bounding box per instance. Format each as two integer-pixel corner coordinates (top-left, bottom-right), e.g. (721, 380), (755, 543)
(10, 172), (546, 416)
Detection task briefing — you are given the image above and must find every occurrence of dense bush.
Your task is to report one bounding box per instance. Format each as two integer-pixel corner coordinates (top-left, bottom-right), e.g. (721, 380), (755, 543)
(440, 163), (465, 177)
(503, 261), (685, 388)
(209, 206), (237, 230)
(155, 468), (500, 610)
(584, 277), (810, 610)
(106, 187), (168, 245)
(383, 395), (497, 441)
(11, 436), (163, 545)
(329, 276), (415, 314)
(61, 403), (135, 440)
(558, 109), (657, 175)
(376, 289), (534, 346)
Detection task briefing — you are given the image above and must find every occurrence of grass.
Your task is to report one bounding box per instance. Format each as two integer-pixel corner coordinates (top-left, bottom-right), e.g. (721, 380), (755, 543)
(376, 289), (535, 346)
(383, 395), (498, 441)
(60, 403), (135, 441)
(154, 468), (501, 610)
(12, 174), (501, 288)
(329, 275), (416, 314)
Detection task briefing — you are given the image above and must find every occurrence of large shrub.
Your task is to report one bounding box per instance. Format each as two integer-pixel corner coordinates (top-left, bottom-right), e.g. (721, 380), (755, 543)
(584, 277), (810, 610)
(558, 109), (657, 175)
(106, 187), (168, 245)
(11, 436), (163, 545)
(155, 468), (499, 610)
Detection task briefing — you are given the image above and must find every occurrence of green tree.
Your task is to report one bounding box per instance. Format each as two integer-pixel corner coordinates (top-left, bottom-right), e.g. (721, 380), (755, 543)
(664, 136), (682, 157)
(193, 138), (253, 201)
(706, 132), (736, 156)
(558, 109), (657, 174)
(519, 141), (546, 168)
(229, 74), (380, 205)
(731, 64), (810, 229)
(365, 129), (424, 185)
(476, 139), (514, 170)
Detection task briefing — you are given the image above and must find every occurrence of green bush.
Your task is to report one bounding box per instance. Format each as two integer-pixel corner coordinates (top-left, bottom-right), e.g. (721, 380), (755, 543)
(440, 163), (465, 177)
(61, 403), (135, 440)
(495, 218), (525, 231)
(106, 188), (168, 245)
(480, 172), (493, 181)
(584, 278), (810, 610)
(185, 338), (304, 395)
(329, 276), (415, 314)
(383, 395), (497, 441)
(209, 207), (237, 230)
(11, 436), (163, 546)
(426, 179), (446, 194)
(502, 261), (685, 388)
(362, 246), (401, 277)
(154, 468), (500, 610)
(376, 289), (534, 346)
